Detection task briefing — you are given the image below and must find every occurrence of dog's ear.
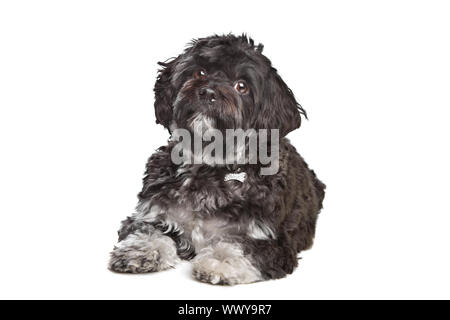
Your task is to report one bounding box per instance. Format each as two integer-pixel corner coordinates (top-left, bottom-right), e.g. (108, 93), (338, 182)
(154, 57), (180, 130)
(256, 69), (306, 136)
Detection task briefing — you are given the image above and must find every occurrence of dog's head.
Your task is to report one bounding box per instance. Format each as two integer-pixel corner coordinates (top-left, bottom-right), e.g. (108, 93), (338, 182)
(154, 34), (306, 137)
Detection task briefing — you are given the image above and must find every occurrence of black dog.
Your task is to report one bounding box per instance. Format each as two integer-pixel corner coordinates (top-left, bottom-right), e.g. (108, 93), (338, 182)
(109, 34), (325, 285)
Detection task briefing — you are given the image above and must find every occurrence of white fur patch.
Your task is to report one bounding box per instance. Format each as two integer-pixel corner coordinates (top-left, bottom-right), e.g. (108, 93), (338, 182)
(190, 220), (205, 249)
(192, 242), (262, 285)
(110, 230), (180, 273)
(190, 113), (215, 136)
(247, 220), (276, 240)
(189, 217), (230, 251)
(135, 202), (162, 223)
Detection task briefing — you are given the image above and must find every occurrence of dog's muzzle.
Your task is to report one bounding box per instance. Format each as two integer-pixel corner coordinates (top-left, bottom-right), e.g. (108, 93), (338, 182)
(198, 87), (217, 103)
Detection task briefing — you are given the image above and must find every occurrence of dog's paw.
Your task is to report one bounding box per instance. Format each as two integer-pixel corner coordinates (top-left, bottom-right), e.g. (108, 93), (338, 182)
(109, 232), (180, 273)
(191, 243), (262, 285)
(192, 258), (241, 285)
(109, 248), (162, 273)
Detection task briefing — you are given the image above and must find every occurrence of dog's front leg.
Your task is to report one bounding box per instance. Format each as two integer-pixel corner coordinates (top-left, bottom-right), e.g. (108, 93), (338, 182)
(191, 234), (299, 285)
(109, 221), (180, 274)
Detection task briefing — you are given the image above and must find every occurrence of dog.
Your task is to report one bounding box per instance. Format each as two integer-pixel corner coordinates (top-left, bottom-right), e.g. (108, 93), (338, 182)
(108, 34), (325, 285)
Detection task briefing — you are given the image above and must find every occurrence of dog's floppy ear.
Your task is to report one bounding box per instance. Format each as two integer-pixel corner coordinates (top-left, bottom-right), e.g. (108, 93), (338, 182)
(256, 69), (307, 136)
(154, 57), (180, 130)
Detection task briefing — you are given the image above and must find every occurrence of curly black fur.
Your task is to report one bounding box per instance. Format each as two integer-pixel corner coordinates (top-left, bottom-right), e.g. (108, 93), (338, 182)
(109, 34), (325, 284)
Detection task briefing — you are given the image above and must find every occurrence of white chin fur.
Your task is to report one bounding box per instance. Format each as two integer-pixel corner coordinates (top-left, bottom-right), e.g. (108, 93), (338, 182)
(190, 113), (215, 136)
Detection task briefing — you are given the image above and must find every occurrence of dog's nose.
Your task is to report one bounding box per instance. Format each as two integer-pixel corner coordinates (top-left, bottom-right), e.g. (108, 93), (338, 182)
(198, 87), (217, 103)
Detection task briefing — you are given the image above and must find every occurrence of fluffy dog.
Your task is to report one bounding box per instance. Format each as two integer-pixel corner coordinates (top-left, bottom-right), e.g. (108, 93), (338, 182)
(109, 34), (325, 285)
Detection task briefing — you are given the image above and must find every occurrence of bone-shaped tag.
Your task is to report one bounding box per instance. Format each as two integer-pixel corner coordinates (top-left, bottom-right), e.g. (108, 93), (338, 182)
(224, 172), (247, 182)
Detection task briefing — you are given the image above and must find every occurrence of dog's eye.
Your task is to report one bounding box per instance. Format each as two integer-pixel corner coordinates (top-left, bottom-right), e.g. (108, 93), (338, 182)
(193, 69), (207, 79)
(234, 81), (248, 94)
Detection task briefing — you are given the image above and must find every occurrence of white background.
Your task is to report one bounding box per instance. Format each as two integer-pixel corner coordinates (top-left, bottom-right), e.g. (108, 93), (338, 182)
(0, 0), (449, 299)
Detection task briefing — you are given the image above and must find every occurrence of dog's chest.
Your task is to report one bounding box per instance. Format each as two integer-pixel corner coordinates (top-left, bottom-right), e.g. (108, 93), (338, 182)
(165, 207), (234, 250)
(152, 167), (250, 249)
(163, 167), (249, 214)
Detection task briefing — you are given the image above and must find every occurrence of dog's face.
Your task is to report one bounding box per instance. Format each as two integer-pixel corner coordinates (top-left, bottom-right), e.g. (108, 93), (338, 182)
(154, 34), (305, 137)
